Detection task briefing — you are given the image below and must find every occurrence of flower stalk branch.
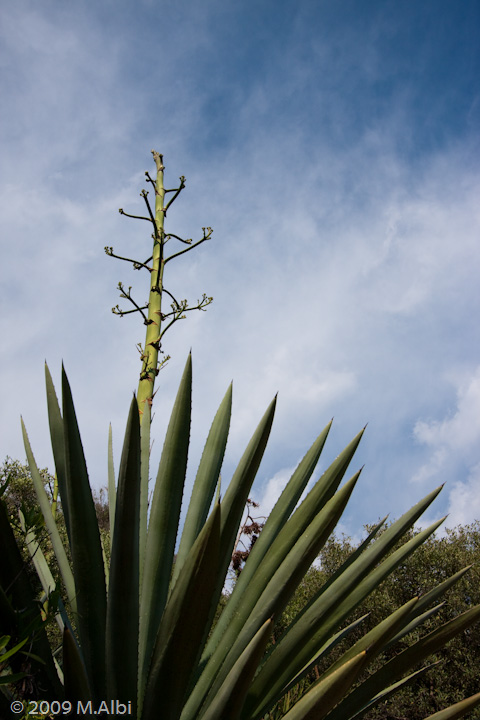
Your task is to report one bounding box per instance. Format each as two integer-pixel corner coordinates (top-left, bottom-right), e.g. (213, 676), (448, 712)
(107, 150), (213, 419)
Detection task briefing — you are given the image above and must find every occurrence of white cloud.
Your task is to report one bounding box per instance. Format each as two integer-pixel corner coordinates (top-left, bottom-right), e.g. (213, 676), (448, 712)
(412, 367), (480, 526)
(257, 465), (297, 519)
(414, 367), (480, 458)
(446, 463), (480, 529)
(1, 0), (480, 540)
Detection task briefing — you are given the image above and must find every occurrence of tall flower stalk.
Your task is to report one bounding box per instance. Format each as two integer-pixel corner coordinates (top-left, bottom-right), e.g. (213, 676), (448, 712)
(109, 150), (213, 419)
(136, 149), (167, 416)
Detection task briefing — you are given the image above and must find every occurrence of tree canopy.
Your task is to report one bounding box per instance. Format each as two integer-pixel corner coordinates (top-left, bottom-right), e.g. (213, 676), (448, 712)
(2, 456), (479, 719)
(268, 522), (480, 719)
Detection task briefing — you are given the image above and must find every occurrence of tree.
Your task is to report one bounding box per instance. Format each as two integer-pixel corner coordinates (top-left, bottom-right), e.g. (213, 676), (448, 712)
(270, 523), (480, 719)
(1, 457), (110, 571)
(0, 458), (112, 718)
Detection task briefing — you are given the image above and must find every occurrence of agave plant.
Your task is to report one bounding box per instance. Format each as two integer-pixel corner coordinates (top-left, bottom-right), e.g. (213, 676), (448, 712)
(12, 357), (480, 720)
(2, 151), (480, 720)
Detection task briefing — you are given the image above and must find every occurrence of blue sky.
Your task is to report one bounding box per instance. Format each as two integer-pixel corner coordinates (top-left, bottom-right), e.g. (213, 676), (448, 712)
(1, 0), (479, 538)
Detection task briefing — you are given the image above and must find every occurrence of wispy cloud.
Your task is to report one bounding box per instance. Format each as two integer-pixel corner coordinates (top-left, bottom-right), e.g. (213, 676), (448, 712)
(412, 366), (480, 527)
(1, 1), (479, 537)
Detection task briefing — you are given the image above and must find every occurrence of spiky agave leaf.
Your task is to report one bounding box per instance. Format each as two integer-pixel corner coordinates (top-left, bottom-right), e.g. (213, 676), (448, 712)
(204, 420), (335, 657)
(324, 603), (480, 720)
(202, 472), (362, 717)
(106, 395), (141, 713)
(182, 434), (363, 720)
(61, 366), (107, 703)
(138, 354), (192, 700)
(45, 362), (71, 542)
(343, 663), (441, 720)
(0, 496), (63, 699)
(107, 422), (116, 543)
(21, 418), (76, 614)
(172, 383), (232, 587)
(63, 626), (91, 704)
(243, 511), (445, 719)
(14, 355), (480, 720)
(142, 503), (221, 720)
(280, 652), (370, 720)
(138, 396), (151, 590)
(424, 693), (480, 720)
(200, 618), (275, 720)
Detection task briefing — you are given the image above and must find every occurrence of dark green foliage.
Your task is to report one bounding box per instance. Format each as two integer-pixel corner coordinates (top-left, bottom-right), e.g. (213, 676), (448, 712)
(1, 457), (55, 532)
(0, 493), (63, 704)
(0, 458), (60, 597)
(270, 522), (480, 720)
(0, 458), (110, 706)
(2, 451), (479, 719)
(0, 458), (110, 588)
